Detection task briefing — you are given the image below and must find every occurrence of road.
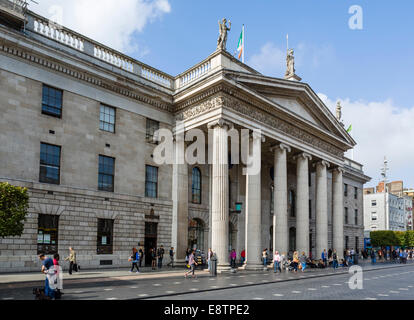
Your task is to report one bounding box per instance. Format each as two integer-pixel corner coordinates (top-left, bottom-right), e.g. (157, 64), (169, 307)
(0, 263), (413, 300)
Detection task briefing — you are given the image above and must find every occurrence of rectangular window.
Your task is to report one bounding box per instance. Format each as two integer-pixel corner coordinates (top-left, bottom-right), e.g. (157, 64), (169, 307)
(42, 85), (63, 118)
(355, 237), (359, 252)
(355, 209), (358, 225)
(344, 184), (348, 197)
(372, 200), (377, 207)
(145, 165), (158, 198)
(146, 119), (160, 143)
(39, 143), (61, 185)
(345, 207), (349, 224)
(354, 187), (358, 200)
(98, 155), (115, 192)
(309, 199), (312, 219)
(100, 105), (116, 133)
(345, 236), (349, 250)
(97, 219), (114, 255)
(37, 214), (59, 255)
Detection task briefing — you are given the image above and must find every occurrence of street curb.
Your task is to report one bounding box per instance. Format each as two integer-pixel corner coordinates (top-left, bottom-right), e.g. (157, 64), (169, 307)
(133, 263), (414, 300)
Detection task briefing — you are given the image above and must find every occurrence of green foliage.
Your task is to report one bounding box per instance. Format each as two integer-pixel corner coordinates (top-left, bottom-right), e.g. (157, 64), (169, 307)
(370, 230), (414, 248)
(0, 182), (29, 238)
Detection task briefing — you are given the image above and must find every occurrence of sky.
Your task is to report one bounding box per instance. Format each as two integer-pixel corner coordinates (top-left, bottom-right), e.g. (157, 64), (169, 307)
(31, 0), (414, 189)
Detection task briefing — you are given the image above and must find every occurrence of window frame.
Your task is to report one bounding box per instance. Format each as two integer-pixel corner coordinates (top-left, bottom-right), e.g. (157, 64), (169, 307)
(98, 155), (115, 192)
(344, 207), (349, 224)
(97, 218), (114, 255)
(146, 118), (160, 144)
(145, 165), (158, 198)
(37, 214), (59, 255)
(39, 142), (61, 185)
(191, 167), (202, 204)
(41, 84), (63, 118)
(99, 104), (116, 133)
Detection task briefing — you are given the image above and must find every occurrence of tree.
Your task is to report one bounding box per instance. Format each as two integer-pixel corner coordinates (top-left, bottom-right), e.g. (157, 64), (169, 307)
(0, 182), (29, 238)
(394, 231), (406, 247)
(405, 230), (414, 248)
(370, 230), (399, 247)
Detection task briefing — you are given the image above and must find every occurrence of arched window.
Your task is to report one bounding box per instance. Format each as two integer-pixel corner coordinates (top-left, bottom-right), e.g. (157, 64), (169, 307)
(192, 167), (201, 204)
(289, 190), (296, 217)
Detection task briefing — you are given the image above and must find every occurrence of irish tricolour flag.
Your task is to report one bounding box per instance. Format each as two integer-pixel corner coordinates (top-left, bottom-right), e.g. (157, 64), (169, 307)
(237, 25), (245, 63)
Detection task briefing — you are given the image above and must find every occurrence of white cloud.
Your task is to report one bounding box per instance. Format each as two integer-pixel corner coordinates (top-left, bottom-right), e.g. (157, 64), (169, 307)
(248, 41), (336, 77)
(31, 0), (171, 55)
(319, 94), (414, 188)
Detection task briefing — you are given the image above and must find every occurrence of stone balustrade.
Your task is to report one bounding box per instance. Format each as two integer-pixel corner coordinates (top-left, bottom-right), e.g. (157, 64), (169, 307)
(94, 45), (134, 72)
(33, 18), (84, 52)
(179, 59), (212, 88)
(141, 66), (173, 88)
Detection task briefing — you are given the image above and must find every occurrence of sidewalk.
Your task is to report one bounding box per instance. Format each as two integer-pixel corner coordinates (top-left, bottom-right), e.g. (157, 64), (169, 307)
(0, 259), (412, 286)
(0, 266), (208, 285)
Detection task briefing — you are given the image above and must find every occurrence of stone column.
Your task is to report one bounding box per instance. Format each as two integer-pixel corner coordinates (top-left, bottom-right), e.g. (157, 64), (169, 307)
(332, 168), (344, 260)
(295, 152), (312, 255)
(172, 136), (188, 265)
(245, 131), (264, 270)
(208, 119), (232, 272)
(271, 143), (291, 255)
(315, 160), (330, 259)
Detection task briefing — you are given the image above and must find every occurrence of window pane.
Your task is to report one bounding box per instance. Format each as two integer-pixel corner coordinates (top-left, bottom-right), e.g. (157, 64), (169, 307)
(42, 85), (62, 117)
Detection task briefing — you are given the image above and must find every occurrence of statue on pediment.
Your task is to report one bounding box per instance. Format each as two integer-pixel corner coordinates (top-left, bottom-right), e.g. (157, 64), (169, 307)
(336, 101), (342, 121)
(285, 49), (296, 77)
(217, 18), (231, 51)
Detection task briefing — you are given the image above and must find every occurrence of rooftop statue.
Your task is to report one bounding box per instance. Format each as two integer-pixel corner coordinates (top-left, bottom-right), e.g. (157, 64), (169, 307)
(217, 18), (231, 51)
(285, 49), (296, 77)
(336, 101), (342, 122)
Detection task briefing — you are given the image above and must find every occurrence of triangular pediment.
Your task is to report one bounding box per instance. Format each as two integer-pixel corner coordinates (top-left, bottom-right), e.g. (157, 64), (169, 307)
(266, 95), (329, 130)
(222, 71), (355, 148)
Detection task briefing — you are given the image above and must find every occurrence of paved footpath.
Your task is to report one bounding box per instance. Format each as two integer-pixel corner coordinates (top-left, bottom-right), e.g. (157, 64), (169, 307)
(0, 260), (412, 300)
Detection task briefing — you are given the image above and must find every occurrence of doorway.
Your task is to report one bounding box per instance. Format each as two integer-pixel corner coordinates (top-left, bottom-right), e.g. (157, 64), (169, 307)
(144, 222), (158, 267)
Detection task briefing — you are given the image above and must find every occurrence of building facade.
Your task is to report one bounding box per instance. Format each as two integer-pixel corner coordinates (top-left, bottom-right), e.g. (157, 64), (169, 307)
(0, 4), (370, 272)
(363, 193), (406, 232)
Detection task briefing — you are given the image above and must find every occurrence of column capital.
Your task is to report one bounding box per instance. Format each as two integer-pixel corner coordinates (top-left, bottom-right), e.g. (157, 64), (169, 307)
(207, 118), (234, 130)
(313, 160), (330, 169)
(293, 152), (312, 162)
(249, 130), (266, 143)
(330, 166), (344, 175)
(270, 143), (291, 153)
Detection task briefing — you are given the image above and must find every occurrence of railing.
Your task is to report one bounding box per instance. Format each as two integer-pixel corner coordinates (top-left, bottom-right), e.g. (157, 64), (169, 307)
(28, 12), (174, 89)
(141, 66), (173, 88)
(94, 45), (133, 72)
(179, 59), (212, 88)
(33, 17), (84, 52)
(344, 158), (363, 171)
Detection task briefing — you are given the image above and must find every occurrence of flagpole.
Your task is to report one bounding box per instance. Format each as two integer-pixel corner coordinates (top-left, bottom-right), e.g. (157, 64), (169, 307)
(242, 24), (245, 63)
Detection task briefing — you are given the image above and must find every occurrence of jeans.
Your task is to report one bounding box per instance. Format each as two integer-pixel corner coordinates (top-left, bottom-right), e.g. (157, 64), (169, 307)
(371, 258), (376, 264)
(301, 262), (306, 271)
(158, 258), (163, 268)
(231, 259), (236, 268)
(131, 262), (139, 272)
(332, 260), (338, 269)
(274, 261), (281, 273)
(263, 258), (267, 267)
(208, 260), (211, 271)
(44, 277), (55, 299)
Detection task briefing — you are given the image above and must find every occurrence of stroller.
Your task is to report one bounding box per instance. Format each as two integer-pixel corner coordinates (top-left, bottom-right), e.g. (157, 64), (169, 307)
(283, 260), (294, 272)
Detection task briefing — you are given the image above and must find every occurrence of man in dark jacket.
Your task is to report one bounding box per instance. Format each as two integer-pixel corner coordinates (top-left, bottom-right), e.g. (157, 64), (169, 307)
(157, 245), (165, 269)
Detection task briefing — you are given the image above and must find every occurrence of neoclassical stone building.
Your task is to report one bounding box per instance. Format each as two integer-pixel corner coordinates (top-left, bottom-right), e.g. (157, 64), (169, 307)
(0, 4), (370, 272)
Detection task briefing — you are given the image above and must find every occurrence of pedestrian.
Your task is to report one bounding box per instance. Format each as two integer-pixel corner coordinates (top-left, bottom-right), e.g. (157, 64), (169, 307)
(332, 249), (338, 269)
(292, 251), (299, 273)
(185, 249), (198, 279)
(64, 247), (77, 275)
(322, 249), (328, 267)
(129, 248), (140, 273)
(52, 253), (63, 299)
(151, 248), (157, 270)
(38, 253), (55, 300)
(138, 247), (144, 268)
(167, 247), (174, 268)
(281, 252), (287, 272)
(328, 249), (332, 260)
(157, 245), (164, 269)
(262, 249), (268, 268)
(207, 248), (213, 272)
(299, 251), (307, 272)
(371, 249), (376, 265)
(230, 249), (237, 268)
(273, 251), (281, 273)
(241, 249), (246, 265)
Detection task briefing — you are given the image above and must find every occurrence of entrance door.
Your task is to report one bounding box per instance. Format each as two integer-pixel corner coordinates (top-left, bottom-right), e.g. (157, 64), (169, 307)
(145, 222), (158, 267)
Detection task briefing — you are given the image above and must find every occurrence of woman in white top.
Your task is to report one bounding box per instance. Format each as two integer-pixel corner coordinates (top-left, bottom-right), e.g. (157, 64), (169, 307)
(273, 251), (281, 273)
